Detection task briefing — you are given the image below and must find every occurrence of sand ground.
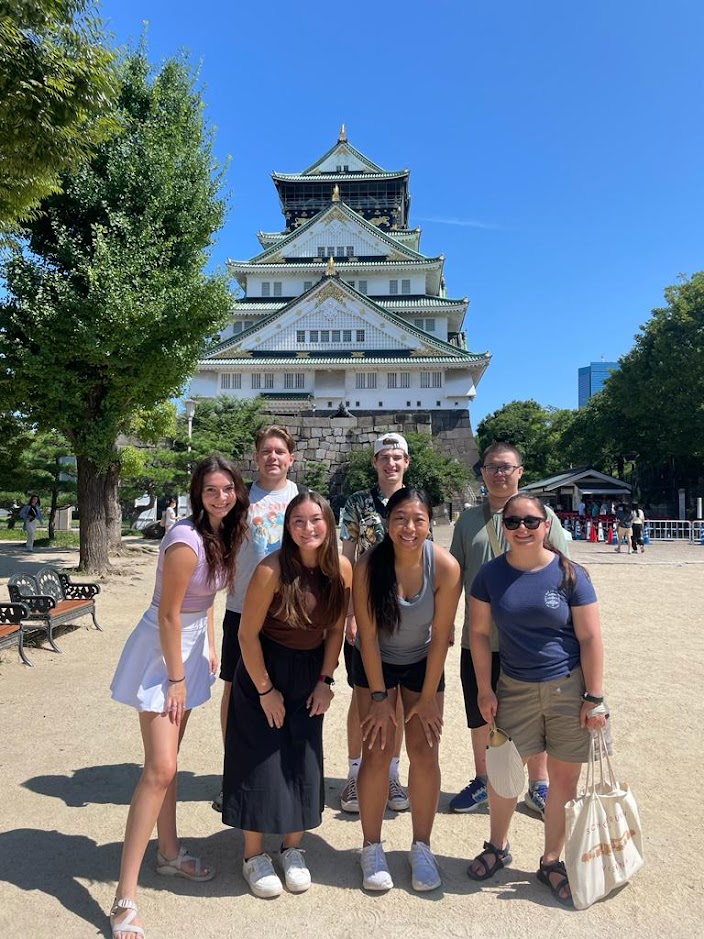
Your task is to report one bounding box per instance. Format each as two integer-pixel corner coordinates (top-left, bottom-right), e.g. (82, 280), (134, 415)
(0, 530), (702, 938)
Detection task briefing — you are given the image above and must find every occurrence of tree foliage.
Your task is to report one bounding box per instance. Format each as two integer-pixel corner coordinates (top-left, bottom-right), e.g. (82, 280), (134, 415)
(0, 0), (117, 230)
(476, 400), (575, 482)
(0, 49), (233, 571)
(341, 432), (472, 505)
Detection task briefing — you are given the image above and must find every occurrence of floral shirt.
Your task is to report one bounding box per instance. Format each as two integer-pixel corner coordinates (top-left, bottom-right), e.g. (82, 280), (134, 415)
(339, 485), (432, 559)
(339, 486), (389, 559)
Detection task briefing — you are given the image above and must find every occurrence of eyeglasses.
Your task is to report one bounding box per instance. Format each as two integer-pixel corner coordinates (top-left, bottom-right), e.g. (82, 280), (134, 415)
(482, 464), (520, 476)
(503, 515), (545, 530)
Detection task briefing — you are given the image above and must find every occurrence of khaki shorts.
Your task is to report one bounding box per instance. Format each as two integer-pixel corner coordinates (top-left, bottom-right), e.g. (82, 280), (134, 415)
(496, 667), (592, 764)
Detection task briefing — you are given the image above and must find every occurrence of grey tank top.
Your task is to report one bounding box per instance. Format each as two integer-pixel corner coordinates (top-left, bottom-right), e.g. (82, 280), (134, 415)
(360, 539), (436, 666)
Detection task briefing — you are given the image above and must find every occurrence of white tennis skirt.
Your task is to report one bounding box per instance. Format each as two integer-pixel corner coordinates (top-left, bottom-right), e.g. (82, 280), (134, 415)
(110, 605), (216, 712)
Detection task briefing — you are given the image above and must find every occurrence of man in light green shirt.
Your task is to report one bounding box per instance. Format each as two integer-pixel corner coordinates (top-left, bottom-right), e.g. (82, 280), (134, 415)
(449, 443), (569, 816)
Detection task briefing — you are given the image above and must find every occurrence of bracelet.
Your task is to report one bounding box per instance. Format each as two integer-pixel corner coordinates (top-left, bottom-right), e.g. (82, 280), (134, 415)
(258, 685), (275, 696)
(582, 692), (604, 704)
(168, 676), (185, 683)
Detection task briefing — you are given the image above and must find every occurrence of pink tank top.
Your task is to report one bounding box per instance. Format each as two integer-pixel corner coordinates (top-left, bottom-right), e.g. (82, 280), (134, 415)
(151, 520), (226, 612)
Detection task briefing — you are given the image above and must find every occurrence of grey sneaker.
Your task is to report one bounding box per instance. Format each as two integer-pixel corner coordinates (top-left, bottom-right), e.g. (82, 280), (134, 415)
(242, 853), (283, 898)
(340, 776), (359, 813)
(409, 841), (441, 891)
(280, 846), (311, 893)
(387, 776), (410, 811)
(360, 842), (394, 891)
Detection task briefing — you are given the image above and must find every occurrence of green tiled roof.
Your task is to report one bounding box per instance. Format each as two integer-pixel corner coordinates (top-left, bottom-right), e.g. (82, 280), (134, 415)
(202, 355), (489, 367)
(273, 170), (407, 182)
(298, 139), (388, 175)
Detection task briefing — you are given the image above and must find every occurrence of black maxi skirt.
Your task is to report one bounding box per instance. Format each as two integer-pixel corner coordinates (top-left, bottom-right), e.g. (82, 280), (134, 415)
(222, 634), (326, 833)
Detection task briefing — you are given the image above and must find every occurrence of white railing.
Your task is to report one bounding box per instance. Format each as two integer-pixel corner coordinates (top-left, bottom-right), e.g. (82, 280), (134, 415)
(645, 519), (703, 543)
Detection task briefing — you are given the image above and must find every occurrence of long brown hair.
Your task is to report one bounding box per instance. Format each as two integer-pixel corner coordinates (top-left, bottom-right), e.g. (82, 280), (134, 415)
(189, 455), (249, 591)
(272, 492), (346, 629)
(502, 493), (588, 592)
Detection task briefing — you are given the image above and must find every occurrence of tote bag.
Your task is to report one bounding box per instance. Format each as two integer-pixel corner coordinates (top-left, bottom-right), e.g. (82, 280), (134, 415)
(564, 731), (644, 910)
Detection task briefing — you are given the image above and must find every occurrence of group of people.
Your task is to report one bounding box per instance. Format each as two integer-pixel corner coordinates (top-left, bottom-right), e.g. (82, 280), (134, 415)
(108, 429), (608, 938)
(615, 503), (646, 554)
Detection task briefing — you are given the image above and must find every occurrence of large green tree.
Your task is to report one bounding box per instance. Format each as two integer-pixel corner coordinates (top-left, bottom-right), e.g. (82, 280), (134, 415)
(0, 50), (232, 571)
(0, 0), (117, 230)
(476, 400), (575, 482)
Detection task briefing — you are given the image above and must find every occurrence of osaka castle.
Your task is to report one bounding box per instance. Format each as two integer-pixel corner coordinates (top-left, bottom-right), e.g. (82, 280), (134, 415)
(190, 127), (490, 417)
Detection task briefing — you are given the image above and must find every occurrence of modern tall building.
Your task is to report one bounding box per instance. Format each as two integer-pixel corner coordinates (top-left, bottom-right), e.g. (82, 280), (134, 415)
(190, 127), (490, 418)
(578, 361), (619, 407)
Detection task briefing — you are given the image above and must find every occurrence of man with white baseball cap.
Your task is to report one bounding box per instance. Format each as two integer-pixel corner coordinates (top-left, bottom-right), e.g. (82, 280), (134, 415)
(338, 433), (412, 814)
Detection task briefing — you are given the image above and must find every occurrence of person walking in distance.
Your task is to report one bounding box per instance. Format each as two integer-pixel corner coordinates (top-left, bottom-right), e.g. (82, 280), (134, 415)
(448, 443), (570, 817)
(213, 425), (304, 812)
(338, 433), (414, 815)
(631, 503), (645, 554)
(19, 495), (43, 552)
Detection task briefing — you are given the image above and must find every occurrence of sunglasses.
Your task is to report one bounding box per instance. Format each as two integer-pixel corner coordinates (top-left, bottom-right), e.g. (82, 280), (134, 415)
(503, 515), (546, 531)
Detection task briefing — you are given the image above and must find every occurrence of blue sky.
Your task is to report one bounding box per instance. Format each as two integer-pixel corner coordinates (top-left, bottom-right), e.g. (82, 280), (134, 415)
(99, 0), (704, 425)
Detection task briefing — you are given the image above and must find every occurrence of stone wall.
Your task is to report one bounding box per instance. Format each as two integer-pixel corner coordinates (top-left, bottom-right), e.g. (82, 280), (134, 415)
(238, 409), (480, 509)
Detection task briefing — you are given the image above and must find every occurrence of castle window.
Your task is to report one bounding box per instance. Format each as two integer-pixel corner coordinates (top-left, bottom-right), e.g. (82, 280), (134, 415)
(421, 373), (431, 388)
(233, 373), (241, 388)
(273, 282), (282, 297)
(389, 279), (399, 295)
(284, 373), (305, 389)
(356, 329), (365, 342)
(414, 318), (424, 330)
(310, 330), (319, 342)
(355, 373), (377, 390)
(296, 330), (305, 343)
(346, 246), (354, 256)
(327, 246), (334, 258)
(433, 372), (442, 387)
(321, 330), (329, 342)
(264, 373), (274, 389)
(252, 374), (261, 389)
(303, 281), (313, 291)
(331, 329), (341, 342)
(426, 318), (436, 332)
(261, 282), (270, 297)
(343, 329), (352, 342)
(358, 280), (367, 293)
(400, 372), (411, 388)
(221, 374), (231, 389)
(387, 373), (397, 389)
(401, 279), (411, 294)
(317, 247), (325, 257)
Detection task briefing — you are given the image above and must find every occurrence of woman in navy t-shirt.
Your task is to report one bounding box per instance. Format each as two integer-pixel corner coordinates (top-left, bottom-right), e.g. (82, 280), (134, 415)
(466, 493), (607, 906)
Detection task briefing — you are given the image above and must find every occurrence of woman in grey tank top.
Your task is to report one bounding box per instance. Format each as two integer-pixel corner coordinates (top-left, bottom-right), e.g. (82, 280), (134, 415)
(351, 488), (462, 894)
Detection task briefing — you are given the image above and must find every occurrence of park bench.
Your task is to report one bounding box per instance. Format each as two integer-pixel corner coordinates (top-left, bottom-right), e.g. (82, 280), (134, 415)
(0, 603), (32, 666)
(7, 567), (102, 660)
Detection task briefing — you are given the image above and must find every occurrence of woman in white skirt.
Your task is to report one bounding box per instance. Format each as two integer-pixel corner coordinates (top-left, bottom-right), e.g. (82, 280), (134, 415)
(109, 455), (249, 939)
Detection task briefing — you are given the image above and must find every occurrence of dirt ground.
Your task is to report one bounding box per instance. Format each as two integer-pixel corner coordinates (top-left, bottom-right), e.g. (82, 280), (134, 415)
(0, 530), (702, 938)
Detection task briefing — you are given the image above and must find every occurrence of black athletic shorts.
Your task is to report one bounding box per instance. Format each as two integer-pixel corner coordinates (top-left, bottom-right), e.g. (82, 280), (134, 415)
(219, 610), (242, 682)
(460, 646), (501, 728)
(352, 646), (445, 694)
(343, 640), (355, 688)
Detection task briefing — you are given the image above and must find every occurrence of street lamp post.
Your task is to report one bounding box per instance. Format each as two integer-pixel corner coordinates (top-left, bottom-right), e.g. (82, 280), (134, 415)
(185, 398), (196, 453)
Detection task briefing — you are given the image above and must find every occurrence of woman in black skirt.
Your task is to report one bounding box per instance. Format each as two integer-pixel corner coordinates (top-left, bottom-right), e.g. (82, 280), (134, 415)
(222, 491), (352, 898)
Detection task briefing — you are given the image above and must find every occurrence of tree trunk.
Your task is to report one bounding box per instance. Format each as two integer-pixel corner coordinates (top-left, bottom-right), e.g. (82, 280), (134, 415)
(77, 454), (120, 573)
(107, 482), (123, 551)
(48, 479), (58, 540)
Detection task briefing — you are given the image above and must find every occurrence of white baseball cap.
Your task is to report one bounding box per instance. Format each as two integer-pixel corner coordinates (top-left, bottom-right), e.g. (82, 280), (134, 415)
(373, 433), (409, 456)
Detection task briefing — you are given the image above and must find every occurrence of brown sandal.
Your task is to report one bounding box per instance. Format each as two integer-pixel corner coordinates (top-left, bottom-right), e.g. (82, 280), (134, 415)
(466, 840), (512, 881)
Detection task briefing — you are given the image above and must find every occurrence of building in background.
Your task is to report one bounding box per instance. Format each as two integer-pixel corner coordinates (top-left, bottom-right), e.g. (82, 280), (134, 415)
(578, 360), (619, 407)
(190, 127), (490, 419)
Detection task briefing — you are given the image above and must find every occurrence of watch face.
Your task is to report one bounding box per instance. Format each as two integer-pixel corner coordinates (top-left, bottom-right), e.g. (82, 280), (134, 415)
(371, 691), (388, 701)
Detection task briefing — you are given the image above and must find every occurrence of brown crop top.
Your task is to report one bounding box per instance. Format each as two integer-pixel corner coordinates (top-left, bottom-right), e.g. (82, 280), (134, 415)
(261, 566), (330, 651)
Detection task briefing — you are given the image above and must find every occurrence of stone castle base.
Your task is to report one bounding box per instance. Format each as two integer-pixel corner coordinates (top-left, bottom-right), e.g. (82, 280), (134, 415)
(239, 409), (480, 508)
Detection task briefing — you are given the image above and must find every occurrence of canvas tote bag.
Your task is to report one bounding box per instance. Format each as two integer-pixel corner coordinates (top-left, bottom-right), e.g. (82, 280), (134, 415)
(564, 731), (644, 910)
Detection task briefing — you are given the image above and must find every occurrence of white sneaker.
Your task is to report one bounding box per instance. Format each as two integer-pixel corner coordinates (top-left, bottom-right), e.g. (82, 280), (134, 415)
(360, 842), (394, 891)
(280, 846), (311, 893)
(340, 775), (359, 813)
(387, 776), (410, 811)
(409, 841), (441, 891)
(242, 853), (283, 898)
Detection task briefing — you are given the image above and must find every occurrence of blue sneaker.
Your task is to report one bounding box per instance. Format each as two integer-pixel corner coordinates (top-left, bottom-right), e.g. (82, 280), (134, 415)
(449, 777), (488, 813)
(524, 782), (549, 818)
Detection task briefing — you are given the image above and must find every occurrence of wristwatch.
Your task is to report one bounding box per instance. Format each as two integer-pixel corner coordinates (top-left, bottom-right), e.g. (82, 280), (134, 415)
(582, 692), (604, 704)
(318, 674), (335, 686)
(371, 690), (388, 702)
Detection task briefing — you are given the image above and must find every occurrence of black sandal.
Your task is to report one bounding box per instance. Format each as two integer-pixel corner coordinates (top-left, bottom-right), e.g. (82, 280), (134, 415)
(536, 856), (572, 906)
(466, 840), (512, 881)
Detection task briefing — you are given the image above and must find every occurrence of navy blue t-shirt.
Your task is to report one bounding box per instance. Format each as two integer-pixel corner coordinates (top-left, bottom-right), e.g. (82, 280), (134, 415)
(470, 554), (597, 682)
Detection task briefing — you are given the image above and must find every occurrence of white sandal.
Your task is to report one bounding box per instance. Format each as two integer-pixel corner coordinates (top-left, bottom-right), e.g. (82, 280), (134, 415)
(156, 844), (215, 882)
(110, 898), (144, 938)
